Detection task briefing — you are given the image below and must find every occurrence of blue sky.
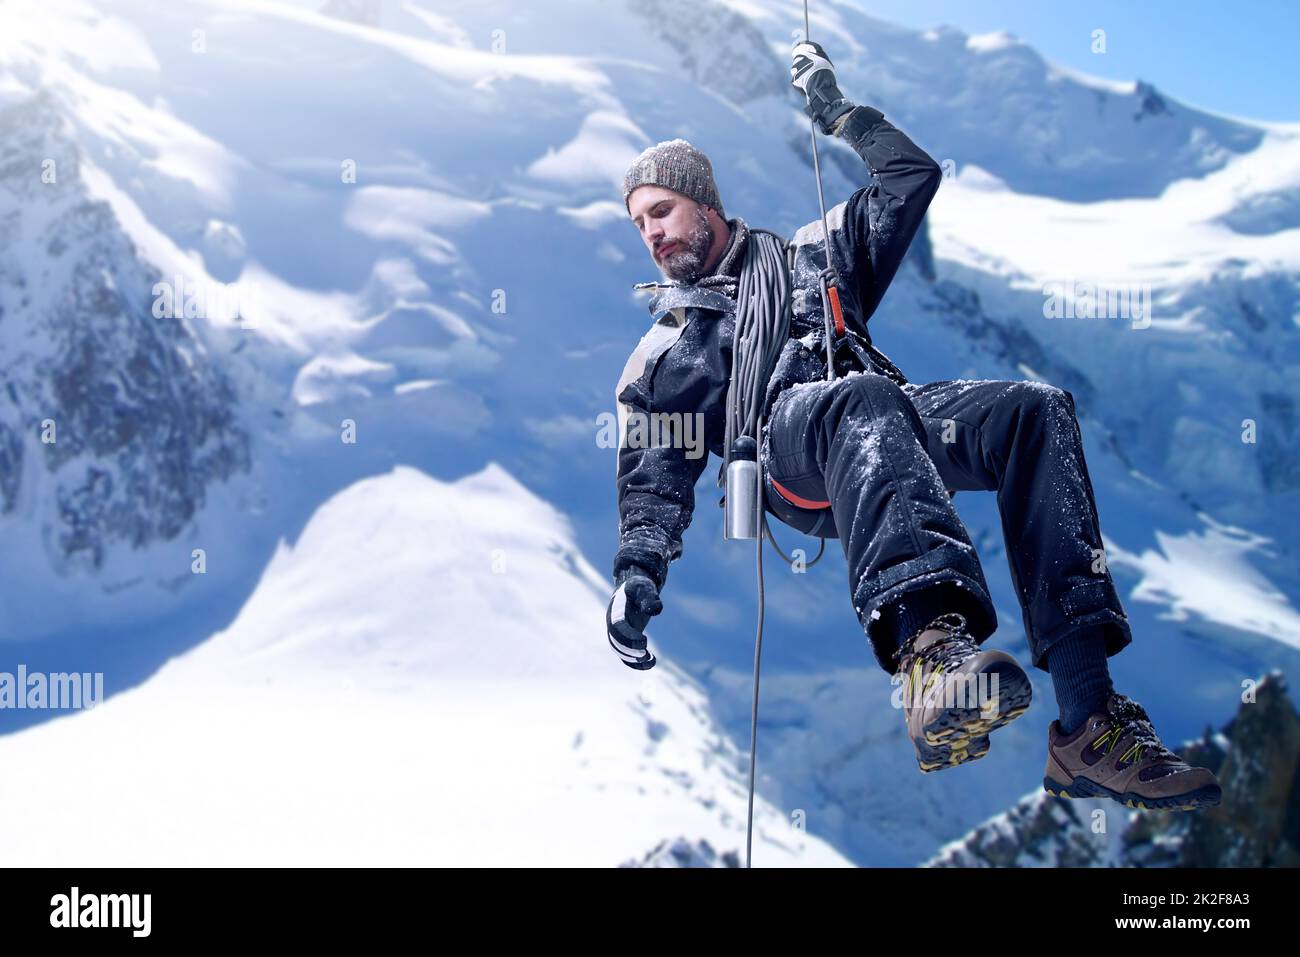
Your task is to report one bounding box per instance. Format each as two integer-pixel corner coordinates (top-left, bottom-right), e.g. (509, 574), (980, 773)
(856, 0), (1299, 122)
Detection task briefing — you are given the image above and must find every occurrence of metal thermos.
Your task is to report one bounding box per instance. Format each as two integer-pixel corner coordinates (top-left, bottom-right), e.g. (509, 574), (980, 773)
(725, 436), (759, 540)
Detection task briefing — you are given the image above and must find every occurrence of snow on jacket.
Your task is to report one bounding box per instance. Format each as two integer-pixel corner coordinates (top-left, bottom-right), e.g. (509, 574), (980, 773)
(612, 104), (942, 590)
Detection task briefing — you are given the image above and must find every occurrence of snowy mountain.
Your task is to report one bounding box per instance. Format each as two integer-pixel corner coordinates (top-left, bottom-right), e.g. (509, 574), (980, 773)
(0, 89), (255, 624)
(0, 463), (849, 865)
(0, 0), (1297, 865)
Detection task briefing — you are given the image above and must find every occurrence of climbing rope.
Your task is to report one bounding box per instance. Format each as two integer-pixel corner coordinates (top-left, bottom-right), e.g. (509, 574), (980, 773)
(742, 0), (842, 869)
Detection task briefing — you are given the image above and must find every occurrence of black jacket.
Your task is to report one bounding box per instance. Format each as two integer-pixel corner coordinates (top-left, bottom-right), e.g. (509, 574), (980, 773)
(613, 104), (942, 589)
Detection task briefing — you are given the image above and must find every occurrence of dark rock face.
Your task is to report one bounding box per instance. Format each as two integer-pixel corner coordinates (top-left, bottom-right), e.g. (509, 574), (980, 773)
(621, 836), (742, 868)
(624, 0), (787, 106)
(0, 92), (250, 572)
(927, 672), (1300, 868)
(1133, 80), (1173, 121)
(1167, 673), (1300, 867)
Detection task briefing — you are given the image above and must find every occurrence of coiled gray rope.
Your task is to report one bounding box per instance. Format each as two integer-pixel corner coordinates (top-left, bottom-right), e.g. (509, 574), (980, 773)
(724, 228), (792, 470)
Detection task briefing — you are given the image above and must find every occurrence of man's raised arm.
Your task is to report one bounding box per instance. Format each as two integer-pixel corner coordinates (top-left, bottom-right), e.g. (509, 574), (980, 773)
(792, 40), (942, 323)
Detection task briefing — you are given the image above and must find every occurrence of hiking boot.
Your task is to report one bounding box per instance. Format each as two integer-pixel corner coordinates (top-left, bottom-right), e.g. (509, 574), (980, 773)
(1043, 692), (1222, 811)
(893, 612), (1033, 773)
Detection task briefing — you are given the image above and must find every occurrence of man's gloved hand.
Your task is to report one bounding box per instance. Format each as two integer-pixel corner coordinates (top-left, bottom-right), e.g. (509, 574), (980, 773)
(791, 39), (854, 135)
(606, 565), (663, 670)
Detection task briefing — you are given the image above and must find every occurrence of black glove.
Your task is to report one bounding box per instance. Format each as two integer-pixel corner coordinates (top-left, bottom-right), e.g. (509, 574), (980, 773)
(606, 565), (663, 670)
(791, 40), (854, 135)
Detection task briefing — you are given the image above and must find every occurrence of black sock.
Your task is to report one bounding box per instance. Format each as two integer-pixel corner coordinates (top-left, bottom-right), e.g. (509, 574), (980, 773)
(1046, 628), (1114, 734)
(891, 602), (936, 649)
(881, 583), (971, 660)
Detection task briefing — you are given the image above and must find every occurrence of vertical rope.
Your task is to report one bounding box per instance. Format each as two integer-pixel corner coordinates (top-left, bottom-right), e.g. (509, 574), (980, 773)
(744, 0), (839, 868)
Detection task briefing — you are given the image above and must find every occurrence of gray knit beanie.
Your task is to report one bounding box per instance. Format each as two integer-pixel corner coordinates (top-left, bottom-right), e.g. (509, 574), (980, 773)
(622, 138), (725, 221)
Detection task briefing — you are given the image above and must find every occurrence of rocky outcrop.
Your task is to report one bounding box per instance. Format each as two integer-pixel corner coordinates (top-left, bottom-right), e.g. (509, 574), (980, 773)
(0, 92), (250, 573)
(926, 672), (1300, 867)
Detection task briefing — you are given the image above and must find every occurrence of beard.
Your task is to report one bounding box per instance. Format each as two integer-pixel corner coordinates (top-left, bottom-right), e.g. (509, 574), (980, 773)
(657, 206), (714, 283)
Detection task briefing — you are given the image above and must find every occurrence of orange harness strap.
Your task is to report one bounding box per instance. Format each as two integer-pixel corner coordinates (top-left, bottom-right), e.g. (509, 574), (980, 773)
(770, 476), (832, 510)
(826, 282), (846, 336)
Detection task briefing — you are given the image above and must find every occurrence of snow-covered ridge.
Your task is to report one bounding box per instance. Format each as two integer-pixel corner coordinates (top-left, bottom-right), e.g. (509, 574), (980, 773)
(783, 0), (1266, 201)
(0, 463), (850, 866)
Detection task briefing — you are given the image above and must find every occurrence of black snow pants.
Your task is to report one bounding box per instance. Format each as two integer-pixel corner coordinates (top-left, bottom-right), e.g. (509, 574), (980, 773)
(761, 373), (1134, 675)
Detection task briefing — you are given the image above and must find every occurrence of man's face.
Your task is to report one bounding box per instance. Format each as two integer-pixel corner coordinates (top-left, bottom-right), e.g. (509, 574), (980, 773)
(628, 185), (715, 283)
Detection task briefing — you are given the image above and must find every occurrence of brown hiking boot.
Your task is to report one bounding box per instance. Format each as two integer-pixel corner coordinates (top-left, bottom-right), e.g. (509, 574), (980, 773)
(1043, 692), (1221, 811)
(893, 612), (1033, 773)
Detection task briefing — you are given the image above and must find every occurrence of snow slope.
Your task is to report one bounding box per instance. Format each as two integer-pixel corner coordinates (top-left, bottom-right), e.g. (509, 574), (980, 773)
(0, 463), (848, 866)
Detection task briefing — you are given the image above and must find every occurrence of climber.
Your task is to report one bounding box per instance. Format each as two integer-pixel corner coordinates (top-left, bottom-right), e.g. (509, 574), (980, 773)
(605, 39), (1220, 811)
